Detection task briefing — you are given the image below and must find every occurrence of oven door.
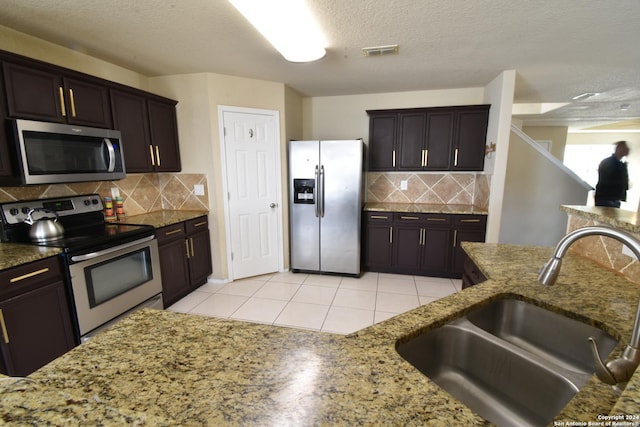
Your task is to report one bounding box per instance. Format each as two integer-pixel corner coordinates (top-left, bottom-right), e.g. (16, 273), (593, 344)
(68, 235), (162, 337)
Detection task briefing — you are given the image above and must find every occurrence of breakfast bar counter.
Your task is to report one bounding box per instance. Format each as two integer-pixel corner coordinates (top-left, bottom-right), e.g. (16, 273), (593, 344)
(2, 242), (640, 425)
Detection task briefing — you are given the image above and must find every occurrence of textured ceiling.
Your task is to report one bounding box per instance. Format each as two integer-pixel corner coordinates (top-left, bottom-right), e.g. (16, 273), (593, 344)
(0, 0), (639, 129)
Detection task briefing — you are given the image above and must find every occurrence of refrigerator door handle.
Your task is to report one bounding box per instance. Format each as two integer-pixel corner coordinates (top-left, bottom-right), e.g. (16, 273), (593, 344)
(314, 165), (320, 218)
(319, 165), (325, 217)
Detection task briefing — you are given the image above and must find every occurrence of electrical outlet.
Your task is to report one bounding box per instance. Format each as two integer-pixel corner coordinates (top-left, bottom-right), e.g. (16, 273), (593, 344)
(110, 187), (120, 198)
(400, 180), (408, 191)
(193, 184), (205, 196)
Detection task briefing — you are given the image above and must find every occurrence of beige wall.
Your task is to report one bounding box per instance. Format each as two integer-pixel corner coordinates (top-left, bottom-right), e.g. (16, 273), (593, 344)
(147, 74), (289, 280)
(0, 25), (145, 90)
(0, 24), (521, 281)
(302, 88), (486, 142)
(522, 126), (569, 161)
(0, 24), (294, 281)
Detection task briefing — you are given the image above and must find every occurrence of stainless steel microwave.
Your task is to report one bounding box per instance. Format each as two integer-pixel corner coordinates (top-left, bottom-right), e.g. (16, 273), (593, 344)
(8, 119), (126, 185)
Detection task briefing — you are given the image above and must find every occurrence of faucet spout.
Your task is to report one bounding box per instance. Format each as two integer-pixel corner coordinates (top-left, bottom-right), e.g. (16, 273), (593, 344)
(539, 226), (640, 389)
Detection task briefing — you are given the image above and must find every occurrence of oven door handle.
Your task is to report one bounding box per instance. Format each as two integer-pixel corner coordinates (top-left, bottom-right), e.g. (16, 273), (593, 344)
(70, 235), (155, 262)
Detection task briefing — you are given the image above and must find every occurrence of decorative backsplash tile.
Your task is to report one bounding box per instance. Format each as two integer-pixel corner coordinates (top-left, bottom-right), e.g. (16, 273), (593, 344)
(0, 173), (209, 215)
(367, 172), (490, 208)
(566, 214), (640, 284)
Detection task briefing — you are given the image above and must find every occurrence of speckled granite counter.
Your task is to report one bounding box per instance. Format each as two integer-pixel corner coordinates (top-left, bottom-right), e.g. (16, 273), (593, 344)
(364, 201), (487, 214)
(124, 210), (209, 229)
(1, 242), (639, 425)
(0, 243), (61, 271)
(562, 205), (640, 234)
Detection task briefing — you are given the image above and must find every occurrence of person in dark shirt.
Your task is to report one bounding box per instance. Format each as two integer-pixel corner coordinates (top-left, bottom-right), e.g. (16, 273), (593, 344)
(595, 141), (630, 207)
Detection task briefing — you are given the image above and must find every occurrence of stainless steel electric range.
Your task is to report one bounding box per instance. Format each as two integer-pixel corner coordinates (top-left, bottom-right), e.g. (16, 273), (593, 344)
(0, 194), (163, 342)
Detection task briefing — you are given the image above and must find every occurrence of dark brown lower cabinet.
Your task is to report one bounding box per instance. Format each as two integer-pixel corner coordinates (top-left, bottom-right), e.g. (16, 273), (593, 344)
(0, 257), (76, 376)
(462, 256), (487, 289)
(157, 216), (212, 308)
(364, 211), (486, 279)
(363, 212), (394, 270)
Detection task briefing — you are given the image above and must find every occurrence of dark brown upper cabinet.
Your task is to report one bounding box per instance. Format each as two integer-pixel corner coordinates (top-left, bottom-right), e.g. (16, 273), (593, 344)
(111, 88), (181, 173)
(367, 105), (489, 172)
(0, 49), (181, 177)
(2, 61), (112, 128)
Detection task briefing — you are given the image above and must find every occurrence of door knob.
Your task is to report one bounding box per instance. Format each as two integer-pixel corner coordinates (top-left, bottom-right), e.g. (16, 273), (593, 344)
(270, 203), (277, 208)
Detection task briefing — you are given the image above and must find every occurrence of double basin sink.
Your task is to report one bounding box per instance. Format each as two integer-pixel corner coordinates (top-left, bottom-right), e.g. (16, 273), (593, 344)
(396, 296), (619, 427)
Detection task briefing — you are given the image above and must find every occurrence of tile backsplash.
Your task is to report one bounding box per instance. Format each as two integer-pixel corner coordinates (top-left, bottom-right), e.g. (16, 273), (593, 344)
(367, 172), (490, 209)
(566, 214), (640, 284)
(0, 173), (209, 216)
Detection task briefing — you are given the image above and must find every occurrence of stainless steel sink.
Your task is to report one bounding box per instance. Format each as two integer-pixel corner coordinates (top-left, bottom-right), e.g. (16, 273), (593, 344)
(396, 298), (620, 427)
(466, 298), (618, 375)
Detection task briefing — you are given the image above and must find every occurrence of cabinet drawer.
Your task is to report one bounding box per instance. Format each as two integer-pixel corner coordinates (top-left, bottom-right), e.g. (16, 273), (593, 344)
(394, 213), (424, 223)
(0, 257), (63, 300)
(156, 223), (186, 244)
(454, 215), (487, 228)
(185, 216), (209, 234)
(366, 212), (393, 223)
(423, 214), (452, 226)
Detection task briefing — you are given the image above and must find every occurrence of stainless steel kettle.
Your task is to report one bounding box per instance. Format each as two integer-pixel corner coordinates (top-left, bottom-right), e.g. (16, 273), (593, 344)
(23, 208), (64, 242)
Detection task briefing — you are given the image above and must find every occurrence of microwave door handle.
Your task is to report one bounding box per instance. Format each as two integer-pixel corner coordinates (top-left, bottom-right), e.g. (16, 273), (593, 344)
(103, 138), (116, 172)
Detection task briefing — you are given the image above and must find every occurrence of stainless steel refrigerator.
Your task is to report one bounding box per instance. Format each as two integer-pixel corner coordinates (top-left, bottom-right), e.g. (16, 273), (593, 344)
(289, 140), (364, 276)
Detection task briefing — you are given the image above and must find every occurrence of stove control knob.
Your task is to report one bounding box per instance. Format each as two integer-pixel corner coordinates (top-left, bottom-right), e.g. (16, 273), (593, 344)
(84, 200), (91, 206)
(9, 208), (19, 216)
(92, 199), (99, 205)
(21, 207), (30, 214)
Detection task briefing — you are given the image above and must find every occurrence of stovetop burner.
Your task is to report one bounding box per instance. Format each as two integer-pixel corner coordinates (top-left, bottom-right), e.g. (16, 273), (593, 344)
(0, 194), (155, 256)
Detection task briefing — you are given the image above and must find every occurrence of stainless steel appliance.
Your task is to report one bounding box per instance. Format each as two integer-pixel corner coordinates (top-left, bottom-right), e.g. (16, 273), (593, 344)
(6, 119), (126, 185)
(0, 194), (162, 342)
(289, 140), (364, 276)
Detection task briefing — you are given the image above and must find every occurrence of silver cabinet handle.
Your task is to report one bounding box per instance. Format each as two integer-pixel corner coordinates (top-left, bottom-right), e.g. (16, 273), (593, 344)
(270, 203), (277, 208)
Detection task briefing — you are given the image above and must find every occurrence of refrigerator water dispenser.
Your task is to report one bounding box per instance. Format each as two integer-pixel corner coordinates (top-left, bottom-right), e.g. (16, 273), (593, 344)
(293, 179), (315, 204)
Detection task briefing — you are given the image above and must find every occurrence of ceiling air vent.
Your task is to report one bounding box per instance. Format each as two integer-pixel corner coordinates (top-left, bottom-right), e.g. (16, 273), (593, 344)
(362, 44), (399, 57)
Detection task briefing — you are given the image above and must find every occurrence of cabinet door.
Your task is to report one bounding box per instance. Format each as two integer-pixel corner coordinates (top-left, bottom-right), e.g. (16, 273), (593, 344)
(397, 112), (427, 170)
(111, 89), (153, 173)
(0, 73), (14, 178)
(0, 281), (75, 376)
(148, 100), (181, 172)
(451, 215), (487, 278)
(421, 227), (452, 275)
(425, 111), (455, 170)
(158, 236), (190, 307)
(453, 108), (489, 171)
(368, 114), (397, 171)
(63, 77), (112, 128)
(393, 224), (423, 272)
(187, 229), (212, 287)
(365, 224), (394, 269)
(3, 62), (64, 122)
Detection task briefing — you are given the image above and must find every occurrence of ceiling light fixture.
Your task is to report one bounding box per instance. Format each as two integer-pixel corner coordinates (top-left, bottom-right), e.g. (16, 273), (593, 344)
(228, 0), (326, 63)
(571, 92), (600, 101)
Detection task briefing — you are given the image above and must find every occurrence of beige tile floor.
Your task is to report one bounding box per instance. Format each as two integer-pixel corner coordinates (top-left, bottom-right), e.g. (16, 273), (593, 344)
(167, 271), (462, 335)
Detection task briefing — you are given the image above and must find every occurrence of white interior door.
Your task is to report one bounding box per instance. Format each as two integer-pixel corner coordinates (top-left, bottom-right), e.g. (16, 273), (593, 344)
(222, 109), (281, 280)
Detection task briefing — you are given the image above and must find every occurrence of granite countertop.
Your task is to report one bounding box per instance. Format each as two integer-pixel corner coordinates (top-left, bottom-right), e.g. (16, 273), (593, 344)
(364, 201), (488, 215)
(0, 243), (62, 271)
(124, 210), (209, 229)
(1, 242), (639, 424)
(562, 205), (640, 233)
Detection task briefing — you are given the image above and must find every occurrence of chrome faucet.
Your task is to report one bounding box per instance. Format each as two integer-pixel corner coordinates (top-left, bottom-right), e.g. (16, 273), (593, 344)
(538, 226), (640, 390)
